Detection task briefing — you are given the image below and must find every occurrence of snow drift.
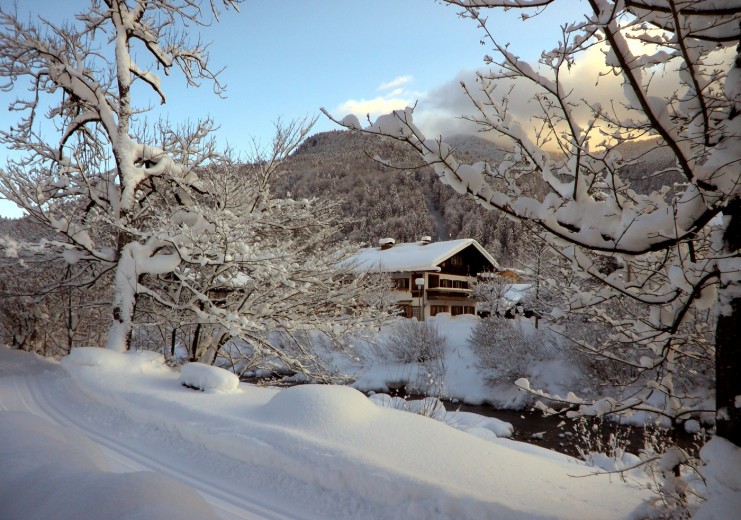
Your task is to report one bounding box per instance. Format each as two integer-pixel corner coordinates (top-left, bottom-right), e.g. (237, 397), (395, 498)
(0, 411), (218, 520)
(57, 346), (649, 519)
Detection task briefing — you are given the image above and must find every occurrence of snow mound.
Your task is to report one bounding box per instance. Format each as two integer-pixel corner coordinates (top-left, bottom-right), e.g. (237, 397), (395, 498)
(444, 410), (514, 439)
(0, 411), (218, 520)
(179, 362), (239, 393)
(63, 347), (166, 374)
(39, 346), (651, 519)
(694, 438), (741, 519)
(258, 384), (377, 431)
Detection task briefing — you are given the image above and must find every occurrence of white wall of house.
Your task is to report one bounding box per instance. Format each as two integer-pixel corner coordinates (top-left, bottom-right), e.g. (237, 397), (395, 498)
(390, 272), (477, 320)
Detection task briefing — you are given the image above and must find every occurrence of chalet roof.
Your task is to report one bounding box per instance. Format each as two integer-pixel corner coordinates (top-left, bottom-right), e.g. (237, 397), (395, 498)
(477, 284), (533, 312)
(349, 238), (500, 273)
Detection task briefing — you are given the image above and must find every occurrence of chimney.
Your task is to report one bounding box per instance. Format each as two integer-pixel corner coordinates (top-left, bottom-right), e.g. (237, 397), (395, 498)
(379, 237), (395, 250)
(419, 235), (432, 245)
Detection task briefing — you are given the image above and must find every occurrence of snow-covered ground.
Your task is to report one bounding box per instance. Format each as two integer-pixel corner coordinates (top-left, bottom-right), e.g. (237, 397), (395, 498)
(0, 344), (666, 520)
(2, 333), (739, 519)
(344, 314), (585, 408)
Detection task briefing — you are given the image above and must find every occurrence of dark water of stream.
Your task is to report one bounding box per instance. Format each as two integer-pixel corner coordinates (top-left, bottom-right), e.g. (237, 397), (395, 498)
(446, 401), (708, 459)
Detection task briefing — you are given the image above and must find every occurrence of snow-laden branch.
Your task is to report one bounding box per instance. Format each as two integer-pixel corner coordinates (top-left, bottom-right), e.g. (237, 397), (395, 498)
(326, 0), (741, 442)
(325, 105), (731, 257)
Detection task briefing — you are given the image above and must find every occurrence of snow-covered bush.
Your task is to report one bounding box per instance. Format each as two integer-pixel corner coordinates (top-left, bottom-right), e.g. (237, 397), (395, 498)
(469, 316), (557, 382)
(215, 331), (344, 381)
(367, 319), (448, 397)
(381, 319), (445, 364)
(369, 393), (447, 420)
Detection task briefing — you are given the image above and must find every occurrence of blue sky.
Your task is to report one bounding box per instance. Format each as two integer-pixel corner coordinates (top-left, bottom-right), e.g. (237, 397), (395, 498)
(0, 0), (589, 217)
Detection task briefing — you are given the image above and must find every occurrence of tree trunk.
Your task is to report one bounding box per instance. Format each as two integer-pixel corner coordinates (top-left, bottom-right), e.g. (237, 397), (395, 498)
(190, 323), (203, 362)
(200, 332), (229, 366)
(106, 243), (137, 351)
(715, 197), (741, 447)
(170, 328), (177, 360)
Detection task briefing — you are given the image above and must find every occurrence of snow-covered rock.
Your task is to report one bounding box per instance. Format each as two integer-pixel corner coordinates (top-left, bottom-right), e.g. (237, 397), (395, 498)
(443, 410), (514, 439)
(179, 362), (239, 393)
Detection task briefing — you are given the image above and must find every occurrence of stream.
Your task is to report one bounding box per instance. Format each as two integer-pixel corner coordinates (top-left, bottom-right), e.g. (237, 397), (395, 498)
(446, 401), (708, 459)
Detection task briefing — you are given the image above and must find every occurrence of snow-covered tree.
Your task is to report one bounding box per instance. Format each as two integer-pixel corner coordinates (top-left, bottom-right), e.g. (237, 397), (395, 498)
(0, 217), (110, 355)
(0, 0), (243, 350)
(128, 143), (398, 375)
(327, 1), (741, 447)
(514, 232), (562, 320)
(0, 1), (395, 375)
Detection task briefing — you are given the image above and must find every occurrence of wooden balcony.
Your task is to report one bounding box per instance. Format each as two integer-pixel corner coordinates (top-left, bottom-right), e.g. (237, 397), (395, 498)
(426, 288), (473, 301)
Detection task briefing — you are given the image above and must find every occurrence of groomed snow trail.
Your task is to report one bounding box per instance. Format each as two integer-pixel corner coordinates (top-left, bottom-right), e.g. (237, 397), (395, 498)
(0, 349), (308, 520)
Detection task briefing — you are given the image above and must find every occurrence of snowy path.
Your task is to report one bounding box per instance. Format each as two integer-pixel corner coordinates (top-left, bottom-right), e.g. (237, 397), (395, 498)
(0, 350), (305, 520)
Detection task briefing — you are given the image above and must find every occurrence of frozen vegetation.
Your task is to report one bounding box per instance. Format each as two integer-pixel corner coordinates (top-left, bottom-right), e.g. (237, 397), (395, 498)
(1, 0), (740, 518)
(2, 341), (739, 519)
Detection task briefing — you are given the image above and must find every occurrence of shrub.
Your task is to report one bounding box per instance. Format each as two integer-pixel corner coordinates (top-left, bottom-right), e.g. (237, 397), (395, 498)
(382, 319), (445, 364)
(468, 316), (553, 381)
(379, 319), (447, 397)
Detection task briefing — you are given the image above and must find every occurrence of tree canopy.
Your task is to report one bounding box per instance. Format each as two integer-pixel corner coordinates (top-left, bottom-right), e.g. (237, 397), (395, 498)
(328, 0), (741, 446)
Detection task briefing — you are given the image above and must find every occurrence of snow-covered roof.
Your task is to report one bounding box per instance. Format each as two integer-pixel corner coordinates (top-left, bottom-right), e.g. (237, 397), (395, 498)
(477, 284), (533, 313)
(349, 238), (500, 273)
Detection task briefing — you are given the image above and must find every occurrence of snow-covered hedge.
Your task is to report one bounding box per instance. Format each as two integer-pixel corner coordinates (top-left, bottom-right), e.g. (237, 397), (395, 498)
(180, 362), (239, 393)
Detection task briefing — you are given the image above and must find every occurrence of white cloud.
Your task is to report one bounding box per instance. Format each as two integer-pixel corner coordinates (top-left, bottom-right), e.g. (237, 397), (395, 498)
(336, 96), (413, 119)
(336, 75), (419, 120)
(378, 75), (413, 91)
(335, 39), (717, 145)
(410, 42), (700, 145)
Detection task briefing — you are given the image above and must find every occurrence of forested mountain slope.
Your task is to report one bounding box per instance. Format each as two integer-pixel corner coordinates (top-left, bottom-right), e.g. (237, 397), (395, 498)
(274, 131), (679, 268)
(274, 130), (524, 265)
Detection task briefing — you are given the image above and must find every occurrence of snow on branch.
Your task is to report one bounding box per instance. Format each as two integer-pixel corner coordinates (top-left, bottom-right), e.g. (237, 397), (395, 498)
(326, 0), (740, 439)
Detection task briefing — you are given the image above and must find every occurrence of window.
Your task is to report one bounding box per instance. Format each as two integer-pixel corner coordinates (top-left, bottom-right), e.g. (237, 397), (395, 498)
(437, 278), (468, 289)
(451, 305), (475, 316)
(450, 255), (463, 266)
(394, 277), (410, 291)
(397, 304), (412, 318)
(431, 305), (448, 316)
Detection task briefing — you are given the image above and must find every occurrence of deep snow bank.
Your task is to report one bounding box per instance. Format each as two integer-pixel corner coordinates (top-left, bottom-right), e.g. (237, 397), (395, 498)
(694, 438), (741, 519)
